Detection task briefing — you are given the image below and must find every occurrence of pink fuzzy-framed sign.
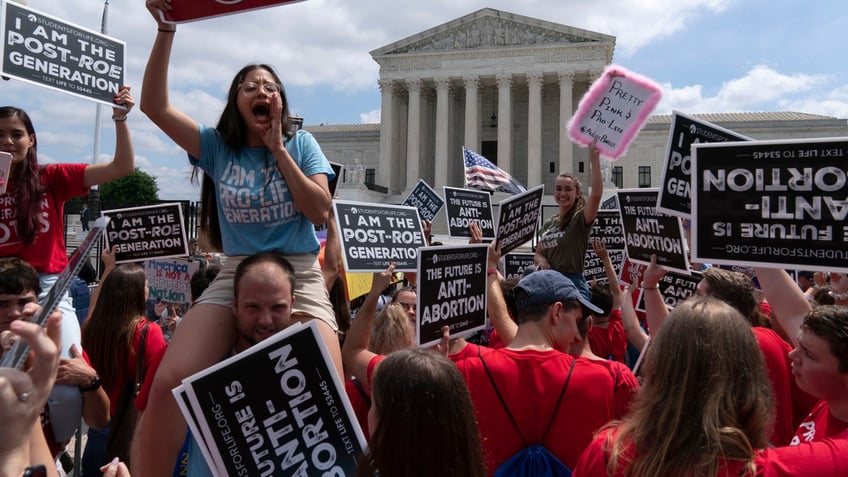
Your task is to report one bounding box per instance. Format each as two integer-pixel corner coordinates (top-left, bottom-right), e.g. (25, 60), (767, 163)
(567, 65), (662, 160)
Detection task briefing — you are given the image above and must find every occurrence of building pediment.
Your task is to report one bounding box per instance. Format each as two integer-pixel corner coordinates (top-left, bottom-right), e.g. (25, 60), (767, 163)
(370, 8), (615, 57)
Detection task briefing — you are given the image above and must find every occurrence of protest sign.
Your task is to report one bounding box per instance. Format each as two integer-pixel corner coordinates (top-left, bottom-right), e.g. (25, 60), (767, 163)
(617, 189), (689, 273)
(443, 186), (495, 240)
(635, 270), (701, 312)
(657, 111), (751, 217)
(158, 0), (306, 23)
(1, 1), (126, 107)
(504, 253), (536, 280)
(102, 203), (188, 263)
(601, 194), (619, 210)
(402, 179), (445, 222)
(177, 321), (365, 477)
(692, 138), (848, 273)
(567, 65), (662, 159)
(145, 258), (200, 306)
(333, 200), (425, 272)
(584, 249), (625, 283)
(495, 185), (543, 254)
(618, 256), (645, 286)
(417, 245), (488, 347)
(590, 210), (626, 251)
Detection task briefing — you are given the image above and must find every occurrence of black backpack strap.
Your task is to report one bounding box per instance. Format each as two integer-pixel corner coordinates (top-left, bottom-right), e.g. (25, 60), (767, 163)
(351, 377), (372, 407)
(480, 353), (528, 447)
(541, 358), (576, 444)
(134, 322), (150, 396)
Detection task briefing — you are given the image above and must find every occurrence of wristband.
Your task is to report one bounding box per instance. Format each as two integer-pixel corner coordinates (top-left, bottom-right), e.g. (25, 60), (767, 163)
(487, 268), (498, 276)
(641, 284), (659, 290)
(112, 114), (127, 121)
(79, 374), (102, 392)
(158, 28), (176, 33)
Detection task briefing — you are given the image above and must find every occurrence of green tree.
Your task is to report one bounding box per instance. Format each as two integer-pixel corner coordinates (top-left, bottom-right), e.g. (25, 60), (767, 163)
(98, 168), (160, 202)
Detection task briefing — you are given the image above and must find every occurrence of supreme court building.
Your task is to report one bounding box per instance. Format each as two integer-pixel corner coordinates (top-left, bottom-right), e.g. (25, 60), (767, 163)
(307, 8), (848, 208)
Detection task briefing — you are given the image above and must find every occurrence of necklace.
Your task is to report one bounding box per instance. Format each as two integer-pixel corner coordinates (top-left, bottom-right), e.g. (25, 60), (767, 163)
(828, 290), (848, 301)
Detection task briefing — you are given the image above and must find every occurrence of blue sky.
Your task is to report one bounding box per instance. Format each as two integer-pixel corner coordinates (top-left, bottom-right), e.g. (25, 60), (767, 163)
(2, 0), (846, 201)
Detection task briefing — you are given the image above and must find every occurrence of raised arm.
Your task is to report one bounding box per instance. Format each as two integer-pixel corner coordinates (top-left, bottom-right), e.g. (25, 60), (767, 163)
(641, 254), (669, 334)
(82, 86), (136, 187)
(583, 141), (603, 225)
(621, 280), (648, 351)
(341, 264), (395, 386)
(753, 266), (812, 347)
(140, 0), (201, 158)
(486, 241), (518, 344)
(593, 238), (621, 310)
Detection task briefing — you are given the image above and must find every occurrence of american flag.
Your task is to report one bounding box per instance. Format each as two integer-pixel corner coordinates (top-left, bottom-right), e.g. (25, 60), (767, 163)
(463, 147), (526, 195)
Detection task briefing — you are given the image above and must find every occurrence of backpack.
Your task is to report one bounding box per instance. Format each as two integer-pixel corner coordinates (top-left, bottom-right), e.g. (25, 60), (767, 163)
(480, 353), (576, 477)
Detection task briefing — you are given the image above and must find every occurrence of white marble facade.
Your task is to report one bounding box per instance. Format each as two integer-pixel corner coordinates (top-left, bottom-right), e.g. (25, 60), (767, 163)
(307, 8), (848, 204)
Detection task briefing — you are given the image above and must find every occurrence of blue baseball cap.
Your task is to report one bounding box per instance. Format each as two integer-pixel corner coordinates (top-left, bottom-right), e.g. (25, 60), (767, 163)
(515, 270), (602, 315)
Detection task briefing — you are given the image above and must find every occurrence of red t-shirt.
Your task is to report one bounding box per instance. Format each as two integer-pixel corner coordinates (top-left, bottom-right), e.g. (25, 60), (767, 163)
(104, 319), (167, 416)
(574, 429), (750, 477)
(790, 401), (848, 446)
(0, 163), (88, 273)
(448, 341), (493, 362)
(756, 433), (848, 477)
(587, 309), (627, 362)
(455, 348), (617, 474)
(345, 378), (372, 439)
(753, 327), (817, 446)
(581, 357), (640, 419)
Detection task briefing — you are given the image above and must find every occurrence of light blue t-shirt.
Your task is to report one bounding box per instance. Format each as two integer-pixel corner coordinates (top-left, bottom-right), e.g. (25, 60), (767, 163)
(191, 126), (335, 256)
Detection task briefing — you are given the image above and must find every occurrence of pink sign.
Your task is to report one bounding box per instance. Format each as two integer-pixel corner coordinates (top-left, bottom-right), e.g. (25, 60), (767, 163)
(567, 65), (662, 160)
(159, 0), (306, 24)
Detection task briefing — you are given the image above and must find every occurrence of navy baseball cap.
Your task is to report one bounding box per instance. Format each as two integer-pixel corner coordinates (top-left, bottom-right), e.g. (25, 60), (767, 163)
(515, 270), (602, 315)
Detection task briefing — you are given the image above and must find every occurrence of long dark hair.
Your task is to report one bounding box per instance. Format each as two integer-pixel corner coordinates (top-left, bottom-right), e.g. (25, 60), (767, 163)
(81, 264), (149, 392)
(192, 64), (293, 251)
(0, 107), (44, 243)
(357, 349), (487, 477)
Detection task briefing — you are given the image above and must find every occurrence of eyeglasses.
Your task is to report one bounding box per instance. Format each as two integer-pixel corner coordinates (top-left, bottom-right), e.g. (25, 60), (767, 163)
(238, 81), (281, 96)
(396, 301), (415, 312)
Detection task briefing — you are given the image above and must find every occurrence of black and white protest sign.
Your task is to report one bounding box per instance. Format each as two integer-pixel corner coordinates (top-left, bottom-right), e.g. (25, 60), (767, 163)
(617, 189), (689, 273)
(145, 258), (200, 306)
(584, 249), (625, 283)
(333, 200), (425, 272)
(504, 253), (536, 280)
(443, 186), (495, 240)
(692, 138), (848, 273)
(635, 270), (701, 312)
(402, 179), (445, 222)
(657, 111), (751, 217)
(590, 210), (626, 250)
(177, 321), (365, 477)
(601, 194), (619, 210)
(1, 1), (126, 107)
(102, 203), (188, 263)
(417, 245), (488, 347)
(495, 185), (543, 254)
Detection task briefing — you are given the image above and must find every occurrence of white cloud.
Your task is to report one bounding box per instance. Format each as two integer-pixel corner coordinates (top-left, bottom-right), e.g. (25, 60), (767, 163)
(656, 65), (832, 114)
(359, 109), (381, 124)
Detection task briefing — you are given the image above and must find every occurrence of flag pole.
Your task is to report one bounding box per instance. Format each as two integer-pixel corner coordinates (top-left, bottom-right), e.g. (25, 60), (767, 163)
(88, 0), (110, 218)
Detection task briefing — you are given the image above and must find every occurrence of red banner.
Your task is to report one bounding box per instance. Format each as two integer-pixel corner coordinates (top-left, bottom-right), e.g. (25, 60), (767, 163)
(159, 0), (306, 23)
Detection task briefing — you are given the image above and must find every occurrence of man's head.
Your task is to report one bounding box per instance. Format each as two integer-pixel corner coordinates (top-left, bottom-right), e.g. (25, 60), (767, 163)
(698, 267), (764, 327)
(0, 257), (40, 333)
(232, 253), (296, 351)
(391, 286), (417, 323)
(513, 270), (602, 351)
(797, 271), (815, 292)
(789, 305), (848, 401)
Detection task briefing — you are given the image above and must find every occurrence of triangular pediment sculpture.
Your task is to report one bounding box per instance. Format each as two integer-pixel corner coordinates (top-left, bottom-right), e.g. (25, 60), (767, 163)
(371, 8), (614, 56)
